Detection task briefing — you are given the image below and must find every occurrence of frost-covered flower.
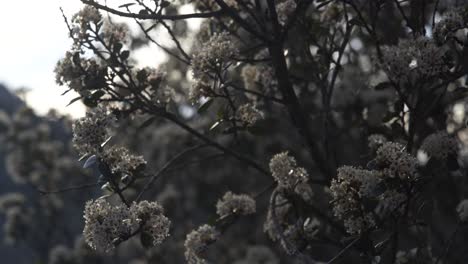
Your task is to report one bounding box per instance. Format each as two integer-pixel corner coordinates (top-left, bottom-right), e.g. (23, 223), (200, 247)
(420, 131), (458, 161)
(216, 191), (256, 217)
(457, 199), (468, 222)
(276, 0), (297, 26)
(269, 152), (308, 189)
(376, 142), (417, 179)
(83, 199), (137, 252)
(72, 107), (114, 155)
(237, 104), (264, 126)
(130, 201), (171, 246)
(184, 224), (220, 264)
(101, 146), (147, 175)
(191, 32), (238, 80)
(380, 37), (449, 85)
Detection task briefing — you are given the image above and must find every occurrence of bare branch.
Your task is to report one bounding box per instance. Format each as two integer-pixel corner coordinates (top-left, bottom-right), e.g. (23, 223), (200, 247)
(81, 0), (223, 20)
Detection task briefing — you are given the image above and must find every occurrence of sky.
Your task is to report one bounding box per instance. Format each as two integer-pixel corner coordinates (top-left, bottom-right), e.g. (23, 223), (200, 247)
(0, 0), (189, 118)
(0, 0), (86, 117)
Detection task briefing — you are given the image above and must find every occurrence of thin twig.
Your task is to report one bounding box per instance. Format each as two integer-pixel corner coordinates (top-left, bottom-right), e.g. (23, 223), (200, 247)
(326, 236), (360, 264)
(136, 144), (207, 201)
(161, 111), (271, 177)
(435, 219), (461, 264)
(37, 182), (99, 195)
(82, 0), (223, 20)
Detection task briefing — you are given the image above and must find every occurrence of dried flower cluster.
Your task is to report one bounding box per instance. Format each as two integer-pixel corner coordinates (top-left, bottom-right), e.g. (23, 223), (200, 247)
(194, 0), (239, 11)
(240, 52), (276, 101)
(375, 142), (418, 179)
(367, 134), (387, 152)
(102, 20), (129, 44)
(0, 192), (31, 245)
(269, 152), (309, 189)
(190, 32), (238, 100)
(189, 76), (212, 101)
(331, 143), (415, 235)
(330, 166), (380, 234)
(72, 107), (114, 155)
(380, 37), (449, 85)
(54, 52), (107, 93)
(237, 103), (264, 126)
(330, 141), (419, 235)
(276, 0), (297, 26)
(101, 146), (147, 175)
(3, 110), (69, 185)
(129, 200), (171, 246)
(134, 67), (174, 106)
(71, 5), (102, 39)
(83, 199), (136, 252)
(191, 32), (238, 79)
(83, 199), (170, 252)
(216, 191), (256, 217)
(433, 10), (465, 44)
(184, 224), (220, 264)
(10, 0), (468, 262)
(420, 131), (458, 161)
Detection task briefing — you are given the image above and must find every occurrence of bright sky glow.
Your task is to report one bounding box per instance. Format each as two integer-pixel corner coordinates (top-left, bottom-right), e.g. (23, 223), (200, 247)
(0, 0), (196, 118)
(0, 0), (85, 117)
